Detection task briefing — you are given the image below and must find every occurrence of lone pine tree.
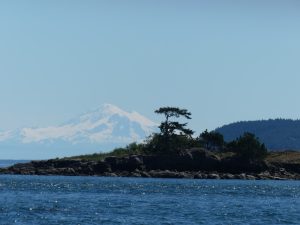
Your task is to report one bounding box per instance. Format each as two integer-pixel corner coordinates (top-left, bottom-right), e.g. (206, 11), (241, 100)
(155, 107), (194, 152)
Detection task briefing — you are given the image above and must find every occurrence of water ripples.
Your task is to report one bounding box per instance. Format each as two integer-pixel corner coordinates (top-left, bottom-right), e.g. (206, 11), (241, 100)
(0, 175), (299, 224)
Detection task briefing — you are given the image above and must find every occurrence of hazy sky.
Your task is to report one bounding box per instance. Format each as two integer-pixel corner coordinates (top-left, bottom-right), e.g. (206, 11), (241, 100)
(1, 0), (300, 133)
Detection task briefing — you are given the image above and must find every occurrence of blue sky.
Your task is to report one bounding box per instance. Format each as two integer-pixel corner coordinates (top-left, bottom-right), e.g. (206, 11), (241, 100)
(1, 0), (300, 133)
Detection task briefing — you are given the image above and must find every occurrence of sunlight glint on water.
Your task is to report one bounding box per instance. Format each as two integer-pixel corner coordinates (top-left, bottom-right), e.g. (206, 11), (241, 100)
(0, 175), (299, 225)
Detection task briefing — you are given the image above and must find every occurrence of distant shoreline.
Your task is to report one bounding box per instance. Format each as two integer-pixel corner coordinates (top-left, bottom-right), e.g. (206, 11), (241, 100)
(0, 160), (31, 168)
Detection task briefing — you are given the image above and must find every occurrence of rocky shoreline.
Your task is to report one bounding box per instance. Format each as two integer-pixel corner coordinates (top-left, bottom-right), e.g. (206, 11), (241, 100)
(1, 148), (299, 180)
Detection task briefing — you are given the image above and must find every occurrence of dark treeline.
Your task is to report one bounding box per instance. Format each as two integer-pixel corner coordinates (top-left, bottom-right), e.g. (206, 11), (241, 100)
(216, 119), (300, 150)
(107, 107), (268, 161)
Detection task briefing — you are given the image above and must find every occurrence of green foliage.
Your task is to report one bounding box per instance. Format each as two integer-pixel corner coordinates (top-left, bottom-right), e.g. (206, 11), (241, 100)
(154, 106), (195, 153)
(155, 107), (192, 120)
(68, 142), (146, 161)
(109, 142), (145, 156)
(67, 107), (270, 162)
(227, 132), (268, 160)
(200, 130), (224, 150)
(216, 119), (300, 150)
(144, 133), (200, 154)
(143, 133), (163, 153)
(155, 107), (194, 137)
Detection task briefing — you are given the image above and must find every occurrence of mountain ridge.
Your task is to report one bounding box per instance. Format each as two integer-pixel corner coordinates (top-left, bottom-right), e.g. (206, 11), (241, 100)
(216, 119), (300, 150)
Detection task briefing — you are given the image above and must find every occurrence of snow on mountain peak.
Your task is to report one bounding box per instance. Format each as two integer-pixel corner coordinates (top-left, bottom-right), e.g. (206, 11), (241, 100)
(0, 130), (13, 141)
(103, 103), (157, 128)
(0, 104), (159, 159)
(78, 104), (157, 130)
(18, 104), (158, 144)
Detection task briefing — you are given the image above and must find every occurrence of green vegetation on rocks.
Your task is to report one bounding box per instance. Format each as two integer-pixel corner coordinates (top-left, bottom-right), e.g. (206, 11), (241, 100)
(70, 107), (268, 162)
(3, 107), (300, 180)
(216, 119), (300, 150)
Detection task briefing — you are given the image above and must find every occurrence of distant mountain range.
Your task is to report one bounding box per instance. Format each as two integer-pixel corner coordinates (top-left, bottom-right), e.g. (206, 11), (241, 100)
(0, 104), (158, 159)
(216, 119), (300, 151)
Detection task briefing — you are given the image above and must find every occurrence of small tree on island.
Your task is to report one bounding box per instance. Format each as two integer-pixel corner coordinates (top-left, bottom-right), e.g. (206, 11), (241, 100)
(152, 107), (194, 153)
(227, 132), (268, 160)
(200, 129), (224, 151)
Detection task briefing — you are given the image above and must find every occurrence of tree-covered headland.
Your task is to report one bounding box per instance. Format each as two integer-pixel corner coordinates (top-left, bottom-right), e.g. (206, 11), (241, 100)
(75, 107), (268, 162)
(5, 107), (300, 180)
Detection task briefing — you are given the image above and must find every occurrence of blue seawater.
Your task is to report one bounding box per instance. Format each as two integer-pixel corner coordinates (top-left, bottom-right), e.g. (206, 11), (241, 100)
(0, 175), (299, 225)
(0, 160), (30, 168)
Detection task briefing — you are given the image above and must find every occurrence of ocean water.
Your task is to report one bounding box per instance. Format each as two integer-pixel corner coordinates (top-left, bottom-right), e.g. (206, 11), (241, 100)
(0, 176), (299, 225)
(0, 160), (30, 168)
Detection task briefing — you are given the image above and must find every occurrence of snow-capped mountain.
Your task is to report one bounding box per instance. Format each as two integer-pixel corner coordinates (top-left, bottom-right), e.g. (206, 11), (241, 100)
(0, 104), (158, 159)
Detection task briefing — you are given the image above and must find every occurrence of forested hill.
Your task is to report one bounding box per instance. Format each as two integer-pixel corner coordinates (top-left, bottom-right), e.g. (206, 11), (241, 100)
(215, 119), (300, 151)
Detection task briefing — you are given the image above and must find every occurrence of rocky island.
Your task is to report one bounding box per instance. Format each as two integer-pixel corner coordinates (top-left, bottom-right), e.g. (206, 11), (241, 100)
(2, 107), (300, 180)
(1, 148), (300, 180)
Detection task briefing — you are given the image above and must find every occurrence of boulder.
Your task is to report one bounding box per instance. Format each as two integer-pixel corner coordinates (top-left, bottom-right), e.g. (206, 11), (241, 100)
(220, 156), (268, 173)
(270, 162), (300, 174)
(221, 173), (235, 179)
(9, 162), (36, 175)
(104, 172), (118, 177)
(207, 173), (220, 179)
(194, 173), (203, 179)
(140, 171), (151, 178)
(148, 170), (189, 178)
(246, 175), (256, 180)
(236, 173), (247, 179)
(91, 161), (111, 174)
(130, 172), (142, 177)
(189, 148), (221, 170)
(104, 155), (143, 172)
(143, 148), (220, 171)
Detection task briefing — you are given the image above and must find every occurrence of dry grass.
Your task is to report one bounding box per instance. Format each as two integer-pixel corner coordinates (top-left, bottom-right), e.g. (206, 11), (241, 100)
(266, 151), (300, 164)
(215, 151), (236, 159)
(66, 148), (300, 165)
